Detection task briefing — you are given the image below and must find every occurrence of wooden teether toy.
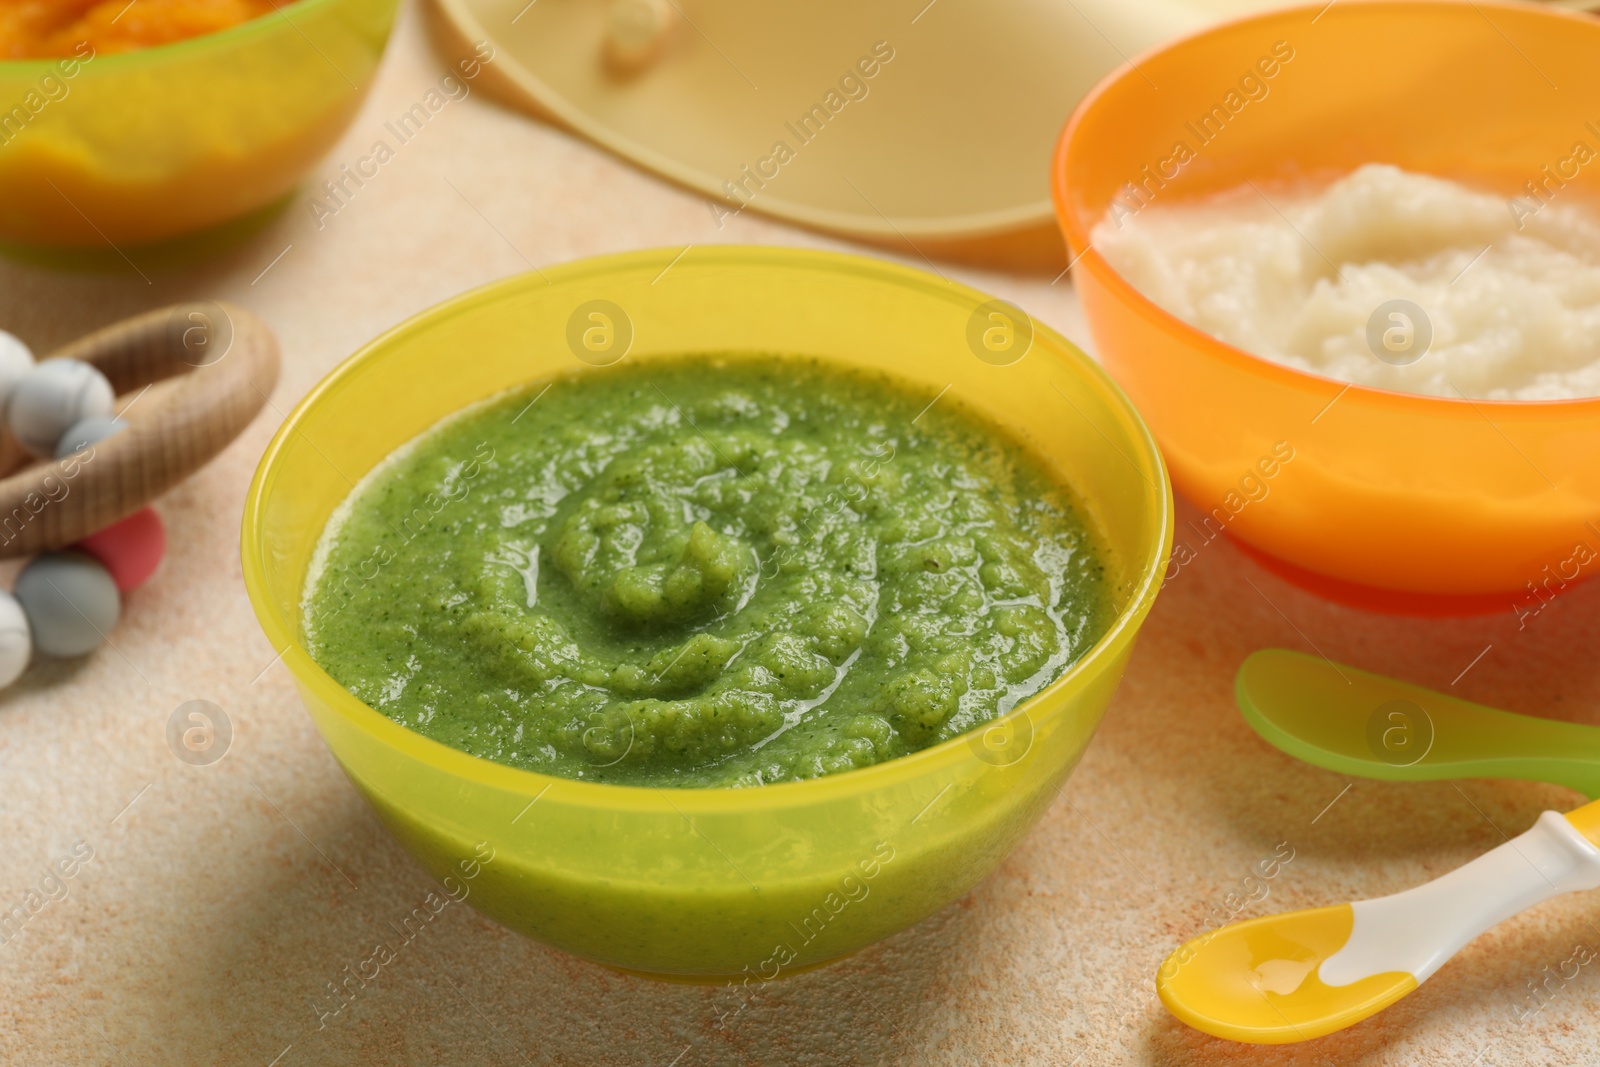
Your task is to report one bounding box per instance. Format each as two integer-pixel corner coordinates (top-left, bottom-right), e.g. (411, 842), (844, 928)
(0, 301), (279, 683)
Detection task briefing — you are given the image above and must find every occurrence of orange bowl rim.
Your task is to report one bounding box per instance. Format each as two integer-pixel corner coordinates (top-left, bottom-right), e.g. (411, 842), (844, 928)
(1051, 0), (1600, 420)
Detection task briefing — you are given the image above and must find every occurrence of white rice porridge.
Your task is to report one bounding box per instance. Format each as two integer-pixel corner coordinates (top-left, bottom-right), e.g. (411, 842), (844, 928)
(1092, 163), (1600, 400)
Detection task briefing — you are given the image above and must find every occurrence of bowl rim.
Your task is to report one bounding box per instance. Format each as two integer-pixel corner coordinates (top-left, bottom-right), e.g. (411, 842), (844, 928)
(240, 244), (1174, 814)
(1051, 0), (1600, 420)
(0, 0), (345, 73)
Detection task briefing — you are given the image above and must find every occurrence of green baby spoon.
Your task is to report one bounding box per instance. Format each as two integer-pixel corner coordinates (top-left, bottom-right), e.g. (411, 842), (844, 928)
(1236, 649), (1600, 798)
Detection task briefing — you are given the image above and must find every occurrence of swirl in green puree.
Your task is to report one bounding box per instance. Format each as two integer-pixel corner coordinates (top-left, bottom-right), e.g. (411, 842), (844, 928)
(303, 358), (1112, 787)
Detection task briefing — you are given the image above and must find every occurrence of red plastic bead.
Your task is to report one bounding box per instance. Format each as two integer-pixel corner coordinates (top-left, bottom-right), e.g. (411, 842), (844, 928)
(74, 507), (165, 592)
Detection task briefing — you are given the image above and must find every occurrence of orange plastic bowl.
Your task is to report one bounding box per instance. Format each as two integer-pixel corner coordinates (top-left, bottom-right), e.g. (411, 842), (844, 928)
(1053, 0), (1600, 614)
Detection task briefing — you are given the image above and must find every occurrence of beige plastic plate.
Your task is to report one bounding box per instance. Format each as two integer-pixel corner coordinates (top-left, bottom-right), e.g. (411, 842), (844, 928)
(430, 0), (1287, 267)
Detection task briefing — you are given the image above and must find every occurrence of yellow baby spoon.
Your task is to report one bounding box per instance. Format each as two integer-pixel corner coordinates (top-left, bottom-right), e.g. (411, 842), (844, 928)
(1157, 802), (1600, 1043)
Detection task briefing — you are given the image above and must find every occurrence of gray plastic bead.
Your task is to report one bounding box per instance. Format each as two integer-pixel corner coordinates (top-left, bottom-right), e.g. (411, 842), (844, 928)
(8, 359), (116, 458)
(0, 589), (31, 687)
(0, 330), (35, 427)
(15, 552), (120, 658)
(55, 415), (128, 459)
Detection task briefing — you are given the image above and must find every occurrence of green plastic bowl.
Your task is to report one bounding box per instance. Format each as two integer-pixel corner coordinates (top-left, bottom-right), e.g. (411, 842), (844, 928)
(0, 0), (398, 258)
(241, 246), (1173, 979)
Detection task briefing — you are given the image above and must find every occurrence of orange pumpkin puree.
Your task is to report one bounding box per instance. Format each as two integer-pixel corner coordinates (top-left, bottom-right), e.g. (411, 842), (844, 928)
(0, 0), (282, 58)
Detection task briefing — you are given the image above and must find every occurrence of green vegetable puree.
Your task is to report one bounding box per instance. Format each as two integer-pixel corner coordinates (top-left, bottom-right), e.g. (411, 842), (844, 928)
(304, 358), (1112, 787)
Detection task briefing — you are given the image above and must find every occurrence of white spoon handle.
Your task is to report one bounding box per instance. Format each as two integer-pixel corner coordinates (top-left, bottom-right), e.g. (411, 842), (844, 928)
(1321, 812), (1600, 987)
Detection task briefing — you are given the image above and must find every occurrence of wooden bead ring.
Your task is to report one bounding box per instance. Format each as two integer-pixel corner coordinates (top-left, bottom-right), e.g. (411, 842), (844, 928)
(0, 301), (280, 557)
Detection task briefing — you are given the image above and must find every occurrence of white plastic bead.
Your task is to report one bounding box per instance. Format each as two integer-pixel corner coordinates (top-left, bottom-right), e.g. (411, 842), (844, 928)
(0, 331), (35, 427)
(14, 551), (120, 658)
(0, 590), (31, 687)
(55, 415), (127, 459)
(8, 359), (115, 458)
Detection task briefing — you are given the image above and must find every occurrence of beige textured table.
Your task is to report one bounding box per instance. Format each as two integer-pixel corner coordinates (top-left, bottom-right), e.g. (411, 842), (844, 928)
(3, 6), (1599, 1064)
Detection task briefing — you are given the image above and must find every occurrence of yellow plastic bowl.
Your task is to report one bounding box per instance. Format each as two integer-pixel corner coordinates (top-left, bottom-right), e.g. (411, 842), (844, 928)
(241, 246), (1172, 979)
(1054, 0), (1600, 612)
(0, 0), (398, 256)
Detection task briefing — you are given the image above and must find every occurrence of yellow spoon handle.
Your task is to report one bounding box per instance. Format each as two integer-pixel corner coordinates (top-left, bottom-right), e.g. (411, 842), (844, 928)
(1565, 798), (1600, 846)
